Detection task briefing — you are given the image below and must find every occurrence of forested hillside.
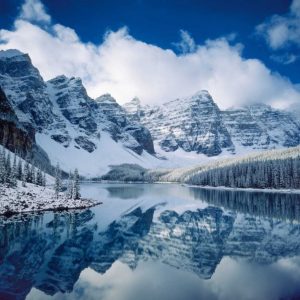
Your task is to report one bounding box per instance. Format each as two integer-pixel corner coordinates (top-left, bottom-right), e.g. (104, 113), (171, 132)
(159, 146), (300, 189)
(103, 147), (300, 190)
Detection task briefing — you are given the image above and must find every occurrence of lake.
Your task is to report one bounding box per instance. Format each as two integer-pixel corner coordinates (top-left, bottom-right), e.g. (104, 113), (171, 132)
(1, 183), (300, 300)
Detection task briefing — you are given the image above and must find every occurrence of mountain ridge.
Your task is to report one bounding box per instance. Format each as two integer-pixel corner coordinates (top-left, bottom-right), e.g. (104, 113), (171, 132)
(1, 48), (300, 176)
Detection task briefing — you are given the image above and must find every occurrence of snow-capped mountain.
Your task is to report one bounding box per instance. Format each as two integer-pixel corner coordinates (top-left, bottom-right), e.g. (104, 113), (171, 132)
(1, 48), (300, 176)
(0, 50), (157, 176)
(124, 91), (300, 156)
(125, 91), (234, 156)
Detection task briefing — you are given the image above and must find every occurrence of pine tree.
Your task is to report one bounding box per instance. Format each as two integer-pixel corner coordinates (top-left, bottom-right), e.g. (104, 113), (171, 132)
(36, 168), (43, 186)
(24, 161), (30, 183)
(67, 171), (73, 199)
(43, 172), (46, 187)
(73, 168), (80, 200)
(10, 154), (17, 188)
(31, 166), (36, 185)
(0, 147), (6, 184)
(17, 158), (23, 180)
(54, 163), (62, 199)
(5, 152), (11, 184)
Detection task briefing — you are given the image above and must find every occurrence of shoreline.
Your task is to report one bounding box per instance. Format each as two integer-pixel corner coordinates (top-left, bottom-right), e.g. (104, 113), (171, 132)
(184, 184), (300, 194)
(0, 182), (102, 217)
(1, 200), (102, 218)
(81, 180), (300, 194)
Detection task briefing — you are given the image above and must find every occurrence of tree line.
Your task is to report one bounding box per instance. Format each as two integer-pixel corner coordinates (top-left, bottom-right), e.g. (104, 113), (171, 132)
(187, 156), (300, 189)
(0, 146), (46, 188)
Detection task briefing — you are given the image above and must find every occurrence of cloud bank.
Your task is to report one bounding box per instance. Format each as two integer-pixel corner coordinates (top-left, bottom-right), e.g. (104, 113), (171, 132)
(0, 0), (299, 109)
(256, 0), (300, 65)
(256, 0), (300, 50)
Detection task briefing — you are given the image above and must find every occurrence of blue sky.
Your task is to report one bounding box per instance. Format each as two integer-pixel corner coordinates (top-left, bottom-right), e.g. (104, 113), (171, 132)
(0, 0), (299, 109)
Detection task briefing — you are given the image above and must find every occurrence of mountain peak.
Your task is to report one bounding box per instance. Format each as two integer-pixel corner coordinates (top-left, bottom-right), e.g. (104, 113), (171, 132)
(95, 94), (117, 104)
(0, 49), (25, 59)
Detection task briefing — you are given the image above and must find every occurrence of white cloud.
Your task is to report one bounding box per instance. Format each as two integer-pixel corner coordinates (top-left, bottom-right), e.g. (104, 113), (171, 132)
(174, 30), (197, 54)
(256, 0), (300, 50)
(19, 0), (51, 24)
(270, 53), (299, 65)
(0, 0), (299, 110)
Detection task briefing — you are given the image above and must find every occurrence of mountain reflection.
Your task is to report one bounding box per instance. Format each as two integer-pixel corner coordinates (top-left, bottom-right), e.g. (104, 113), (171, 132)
(0, 188), (300, 299)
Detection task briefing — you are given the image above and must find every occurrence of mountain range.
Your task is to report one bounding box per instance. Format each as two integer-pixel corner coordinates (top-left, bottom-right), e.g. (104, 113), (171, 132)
(0, 49), (300, 176)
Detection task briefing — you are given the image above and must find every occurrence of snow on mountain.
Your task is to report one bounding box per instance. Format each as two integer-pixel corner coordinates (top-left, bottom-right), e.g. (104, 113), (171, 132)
(1, 48), (300, 177)
(0, 50), (54, 130)
(124, 91), (300, 157)
(222, 104), (300, 150)
(0, 50), (159, 176)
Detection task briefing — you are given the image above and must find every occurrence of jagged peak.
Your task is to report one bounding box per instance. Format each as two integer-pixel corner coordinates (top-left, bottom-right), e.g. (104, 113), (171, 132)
(163, 89), (215, 108)
(47, 75), (85, 91)
(48, 74), (68, 83)
(130, 97), (141, 105)
(0, 49), (26, 59)
(95, 93), (117, 104)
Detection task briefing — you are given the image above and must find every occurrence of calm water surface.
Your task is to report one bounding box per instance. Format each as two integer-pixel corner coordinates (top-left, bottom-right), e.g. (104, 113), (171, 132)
(1, 183), (300, 300)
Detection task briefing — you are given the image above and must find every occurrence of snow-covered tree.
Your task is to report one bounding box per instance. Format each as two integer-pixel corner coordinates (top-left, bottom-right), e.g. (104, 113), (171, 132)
(17, 158), (23, 180)
(0, 147), (6, 184)
(36, 168), (43, 186)
(73, 168), (80, 200)
(42, 172), (46, 187)
(10, 154), (17, 187)
(31, 166), (36, 185)
(67, 171), (73, 199)
(5, 152), (11, 184)
(24, 160), (30, 183)
(54, 163), (62, 199)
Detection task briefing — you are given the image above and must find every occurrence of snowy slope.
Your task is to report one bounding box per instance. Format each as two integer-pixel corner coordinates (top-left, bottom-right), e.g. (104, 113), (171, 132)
(36, 131), (160, 177)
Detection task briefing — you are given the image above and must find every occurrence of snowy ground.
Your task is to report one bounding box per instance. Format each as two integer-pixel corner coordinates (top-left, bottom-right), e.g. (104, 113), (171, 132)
(0, 182), (101, 216)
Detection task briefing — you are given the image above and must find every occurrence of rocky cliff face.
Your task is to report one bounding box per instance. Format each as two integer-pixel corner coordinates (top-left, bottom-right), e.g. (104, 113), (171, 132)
(125, 91), (234, 156)
(0, 86), (34, 158)
(95, 94), (155, 155)
(222, 104), (300, 150)
(124, 91), (300, 156)
(0, 49), (53, 131)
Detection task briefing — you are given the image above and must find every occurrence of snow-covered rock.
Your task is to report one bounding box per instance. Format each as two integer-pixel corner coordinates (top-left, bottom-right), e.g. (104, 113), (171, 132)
(125, 91), (234, 156)
(124, 91), (300, 156)
(222, 104), (300, 150)
(0, 50), (158, 175)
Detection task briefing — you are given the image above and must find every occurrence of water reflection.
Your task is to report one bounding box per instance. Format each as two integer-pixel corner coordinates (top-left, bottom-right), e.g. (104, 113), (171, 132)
(0, 184), (300, 300)
(189, 187), (300, 222)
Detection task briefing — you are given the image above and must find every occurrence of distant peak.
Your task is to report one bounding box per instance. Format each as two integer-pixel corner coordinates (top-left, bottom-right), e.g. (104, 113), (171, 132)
(0, 49), (25, 59)
(124, 97), (141, 107)
(48, 75), (83, 85)
(95, 93), (117, 103)
(191, 90), (211, 98)
(48, 74), (67, 81)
